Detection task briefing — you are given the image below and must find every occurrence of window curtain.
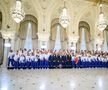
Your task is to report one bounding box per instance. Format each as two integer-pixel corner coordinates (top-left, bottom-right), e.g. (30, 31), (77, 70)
(85, 29), (90, 50)
(50, 24), (67, 50)
(24, 22), (32, 50)
(80, 28), (86, 51)
(107, 31), (108, 51)
(103, 31), (108, 51)
(16, 21), (38, 50)
(18, 21), (28, 49)
(54, 25), (61, 51)
(50, 25), (56, 49)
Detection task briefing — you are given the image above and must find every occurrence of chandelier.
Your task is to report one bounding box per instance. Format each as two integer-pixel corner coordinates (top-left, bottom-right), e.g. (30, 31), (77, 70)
(4, 39), (11, 47)
(59, 0), (70, 28)
(97, 3), (107, 31)
(11, 0), (25, 23)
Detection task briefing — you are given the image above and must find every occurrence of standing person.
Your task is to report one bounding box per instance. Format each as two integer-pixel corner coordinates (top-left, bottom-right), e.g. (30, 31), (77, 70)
(39, 51), (44, 69)
(30, 52), (36, 69)
(64, 52), (67, 68)
(68, 53), (72, 68)
(18, 48), (23, 56)
(106, 53), (108, 68)
(8, 50), (14, 68)
(61, 52), (65, 68)
(13, 51), (20, 69)
(75, 54), (79, 68)
(36, 51), (40, 69)
(53, 53), (56, 68)
(56, 53), (60, 68)
(44, 51), (49, 69)
(71, 53), (76, 68)
(24, 48), (27, 56)
(25, 52), (31, 69)
(48, 52), (53, 69)
(19, 54), (25, 69)
(35, 54), (39, 69)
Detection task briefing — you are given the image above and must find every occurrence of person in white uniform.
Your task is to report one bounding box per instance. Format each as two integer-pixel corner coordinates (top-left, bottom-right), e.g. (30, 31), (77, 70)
(19, 54), (25, 69)
(8, 50), (14, 68)
(25, 52), (31, 69)
(14, 51), (20, 69)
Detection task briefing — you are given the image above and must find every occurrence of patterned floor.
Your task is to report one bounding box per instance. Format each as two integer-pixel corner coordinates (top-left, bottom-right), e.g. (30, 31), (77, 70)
(0, 68), (108, 90)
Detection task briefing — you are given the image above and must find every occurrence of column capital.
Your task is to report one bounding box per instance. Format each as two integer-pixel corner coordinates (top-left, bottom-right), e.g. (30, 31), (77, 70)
(68, 35), (79, 43)
(0, 29), (16, 39)
(37, 32), (50, 41)
(95, 38), (103, 45)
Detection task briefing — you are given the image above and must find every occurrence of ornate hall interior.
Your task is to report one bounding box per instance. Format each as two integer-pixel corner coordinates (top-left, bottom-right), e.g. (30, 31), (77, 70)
(0, 0), (108, 90)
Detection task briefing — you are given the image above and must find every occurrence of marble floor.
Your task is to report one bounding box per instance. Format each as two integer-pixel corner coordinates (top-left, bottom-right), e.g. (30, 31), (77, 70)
(0, 68), (108, 90)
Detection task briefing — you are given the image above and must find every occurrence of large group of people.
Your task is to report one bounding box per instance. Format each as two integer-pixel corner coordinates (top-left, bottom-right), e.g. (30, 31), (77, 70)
(7, 48), (108, 69)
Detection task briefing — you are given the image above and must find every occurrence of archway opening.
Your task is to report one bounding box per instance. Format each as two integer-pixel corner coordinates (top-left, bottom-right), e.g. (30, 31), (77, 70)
(16, 15), (38, 50)
(50, 18), (67, 50)
(78, 21), (91, 51)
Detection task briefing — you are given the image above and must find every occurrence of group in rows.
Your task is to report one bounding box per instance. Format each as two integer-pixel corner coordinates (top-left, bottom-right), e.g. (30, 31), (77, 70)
(7, 48), (108, 69)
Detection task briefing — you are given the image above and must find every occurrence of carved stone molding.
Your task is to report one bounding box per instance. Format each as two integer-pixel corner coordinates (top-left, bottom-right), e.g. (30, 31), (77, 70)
(0, 29), (16, 39)
(68, 36), (79, 43)
(95, 38), (103, 45)
(37, 32), (50, 41)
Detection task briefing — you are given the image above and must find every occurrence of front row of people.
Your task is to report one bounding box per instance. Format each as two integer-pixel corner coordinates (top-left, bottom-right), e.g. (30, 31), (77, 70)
(7, 50), (108, 69)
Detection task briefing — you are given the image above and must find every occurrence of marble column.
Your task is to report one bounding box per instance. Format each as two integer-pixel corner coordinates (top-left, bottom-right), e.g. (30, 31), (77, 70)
(95, 38), (103, 51)
(1, 30), (16, 67)
(3, 39), (11, 67)
(68, 36), (79, 51)
(37, 33), (50, 50)
(10, 36), (15, 51)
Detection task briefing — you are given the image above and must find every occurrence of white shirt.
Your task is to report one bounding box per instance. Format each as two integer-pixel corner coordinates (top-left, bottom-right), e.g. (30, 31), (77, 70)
(44, 54), (49, 60)
(24, 51), (27, 56)
(72, 56), (75, 61)
(19, 56), (25, 62)
(31, 55), (35, 61)
(26, 56), (31, 61)
(8, 52), (14, 59)
(18, 50), (22, 56)
(14, 54), (19, 61)
(39, 54), (44, 60)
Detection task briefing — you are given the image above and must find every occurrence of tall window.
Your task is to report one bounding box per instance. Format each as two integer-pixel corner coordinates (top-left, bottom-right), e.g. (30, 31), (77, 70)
(50, 18), (67, 50)
(54, 25), (61, 51)
(78, 21), (90, 51)
(80, 28), (86, 50)
(24, 22), (32, 50)
(16, 15), (38, 50)
(103, 29), (108, 51)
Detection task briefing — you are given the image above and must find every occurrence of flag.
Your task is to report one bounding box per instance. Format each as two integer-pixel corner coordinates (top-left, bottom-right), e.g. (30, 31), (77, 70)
(75, 56), (78, 64)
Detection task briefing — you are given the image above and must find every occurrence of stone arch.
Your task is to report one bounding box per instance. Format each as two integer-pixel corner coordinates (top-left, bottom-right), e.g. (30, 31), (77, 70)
(78, 21), (91, 51)
(75, 5), (96, 38)
(15, 14), (38, 50)
(50, 18), (67, 50)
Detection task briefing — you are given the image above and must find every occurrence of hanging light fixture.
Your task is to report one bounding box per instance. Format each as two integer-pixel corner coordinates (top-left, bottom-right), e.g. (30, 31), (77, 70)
(4, 39), (11, 47)
(97, 0), (107, 31)
(59, 0), (70, 28)
(11, 0), (25, 23)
